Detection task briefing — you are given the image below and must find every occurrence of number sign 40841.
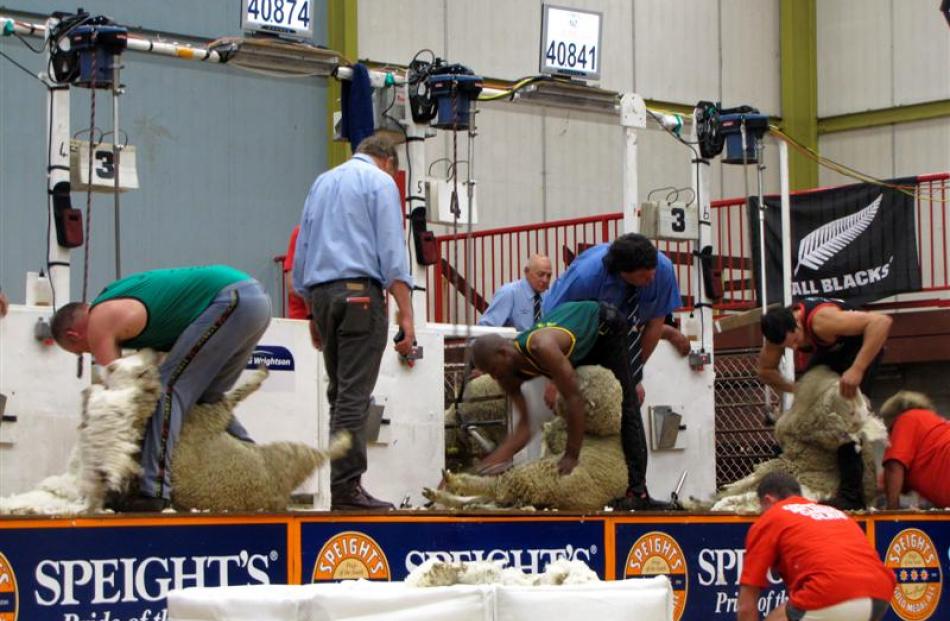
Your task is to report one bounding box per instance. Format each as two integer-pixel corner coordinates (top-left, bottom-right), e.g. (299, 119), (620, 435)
(545, 40), (596, 70)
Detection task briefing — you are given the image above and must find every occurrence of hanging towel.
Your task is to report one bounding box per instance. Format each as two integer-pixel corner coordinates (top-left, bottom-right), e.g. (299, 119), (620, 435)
(340, 63), (375, 152)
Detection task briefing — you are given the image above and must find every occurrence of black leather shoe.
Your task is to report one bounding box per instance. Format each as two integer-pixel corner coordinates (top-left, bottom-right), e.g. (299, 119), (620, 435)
(331, 485), (394, 511)
(107, 493), (170, 513)
(820, 495), (865, 511)
(610, 490), (679, 511)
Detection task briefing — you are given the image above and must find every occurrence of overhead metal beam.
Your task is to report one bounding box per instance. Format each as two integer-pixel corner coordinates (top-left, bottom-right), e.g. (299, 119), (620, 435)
(818, 100), (950, 134)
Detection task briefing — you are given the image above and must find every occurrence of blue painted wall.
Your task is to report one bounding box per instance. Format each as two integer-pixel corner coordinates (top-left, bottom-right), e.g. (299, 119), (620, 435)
(0, 1), (329, 309)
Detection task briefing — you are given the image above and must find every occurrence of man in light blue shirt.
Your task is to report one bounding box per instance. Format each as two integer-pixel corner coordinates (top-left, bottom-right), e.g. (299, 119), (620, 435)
(478, 254), (552, 331)
(544, 234), (681, 384)
(543, 233), (681, 511)
(293, 134), (415, 512)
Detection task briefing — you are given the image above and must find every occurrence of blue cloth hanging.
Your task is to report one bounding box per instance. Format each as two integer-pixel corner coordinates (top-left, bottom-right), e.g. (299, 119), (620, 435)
(340, 63), (375, 152)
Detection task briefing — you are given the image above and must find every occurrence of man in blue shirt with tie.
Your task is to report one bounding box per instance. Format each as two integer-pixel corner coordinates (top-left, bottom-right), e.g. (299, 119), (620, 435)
(293, 134), (415, 511)
(479, 254), (552, 331)
(543, 233), (681, 510)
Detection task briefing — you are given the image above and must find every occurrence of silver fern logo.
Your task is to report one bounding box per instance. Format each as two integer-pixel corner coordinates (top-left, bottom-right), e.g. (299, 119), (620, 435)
(794, 195), (882, 275)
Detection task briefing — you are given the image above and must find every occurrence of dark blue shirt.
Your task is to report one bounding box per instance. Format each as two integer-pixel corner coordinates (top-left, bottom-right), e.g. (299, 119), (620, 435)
(542, 243), (680, 322)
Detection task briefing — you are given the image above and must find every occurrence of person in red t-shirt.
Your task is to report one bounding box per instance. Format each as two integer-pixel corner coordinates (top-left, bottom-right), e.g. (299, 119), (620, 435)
(880, 390), (950, 509)
(738, 472), (894, 621)
(283, 225), (309, 320)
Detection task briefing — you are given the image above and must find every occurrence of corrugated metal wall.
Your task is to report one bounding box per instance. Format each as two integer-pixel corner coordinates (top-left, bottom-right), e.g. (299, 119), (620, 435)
(817, 0), (950, 186)
(0, 1), (329, 306)
(359, 0), (783, 233)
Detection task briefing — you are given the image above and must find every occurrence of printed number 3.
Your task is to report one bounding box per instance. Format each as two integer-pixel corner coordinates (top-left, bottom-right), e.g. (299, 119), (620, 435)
(95, 150), (115, 180)
(671, 207), (686, 233)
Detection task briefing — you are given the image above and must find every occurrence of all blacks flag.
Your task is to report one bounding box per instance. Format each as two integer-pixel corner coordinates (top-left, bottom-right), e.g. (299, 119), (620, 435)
(748, 178), (920, 306)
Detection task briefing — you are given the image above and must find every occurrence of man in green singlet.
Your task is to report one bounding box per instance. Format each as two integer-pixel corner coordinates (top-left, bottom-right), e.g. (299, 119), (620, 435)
(51, 265), (271, 511)
(471, 300), (667, 510)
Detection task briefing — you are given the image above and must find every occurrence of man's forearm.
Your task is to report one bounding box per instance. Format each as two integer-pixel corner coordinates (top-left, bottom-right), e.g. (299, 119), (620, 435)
(564, 394), (586, 459)
(389, 281), (413, 317)
(640, 318), (665, 362)
(758, 368), (795, 394)
(851, 315), (892, 373)
(737, 585), (761, 621)
(884, 460), (905, 509)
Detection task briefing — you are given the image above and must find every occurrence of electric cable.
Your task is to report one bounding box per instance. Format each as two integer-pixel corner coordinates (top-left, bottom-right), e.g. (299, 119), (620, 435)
(0, 48), (44, 82)
(768, 126), (939, 201)
(14, 31), (45, 53)
(477, 75), (548, 101)
(81, 47), (98, 307)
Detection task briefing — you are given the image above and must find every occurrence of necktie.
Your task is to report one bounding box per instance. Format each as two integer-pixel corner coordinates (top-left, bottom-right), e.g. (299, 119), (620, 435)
(533, 293), (542, 323)
(627, 289), (643, 384)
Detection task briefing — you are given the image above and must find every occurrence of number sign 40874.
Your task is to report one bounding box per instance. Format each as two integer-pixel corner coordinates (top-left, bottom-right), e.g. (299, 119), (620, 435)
(246, 0), (311, 30)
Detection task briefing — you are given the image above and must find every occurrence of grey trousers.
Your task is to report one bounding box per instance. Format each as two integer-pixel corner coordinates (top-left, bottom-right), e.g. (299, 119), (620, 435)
(308, 279), (388, 491)
(139, 280), (272, 500)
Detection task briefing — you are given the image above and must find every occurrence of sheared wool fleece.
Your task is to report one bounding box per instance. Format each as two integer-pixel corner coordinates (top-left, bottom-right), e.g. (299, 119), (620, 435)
(706, 365), (887, 512)
(427, 365), (627, 511)
(0, 349), (347, 514)
(405, 558), (599, 587)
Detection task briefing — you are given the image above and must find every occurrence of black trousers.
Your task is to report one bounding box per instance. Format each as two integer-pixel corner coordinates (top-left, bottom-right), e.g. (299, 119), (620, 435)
(576, 303), (648, 495)
(309, 279), (388, 491)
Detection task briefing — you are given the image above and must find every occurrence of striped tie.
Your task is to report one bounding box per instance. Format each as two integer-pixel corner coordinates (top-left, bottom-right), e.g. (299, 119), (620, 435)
(627, 289), (643, 384)
(533, 293), (542, 323)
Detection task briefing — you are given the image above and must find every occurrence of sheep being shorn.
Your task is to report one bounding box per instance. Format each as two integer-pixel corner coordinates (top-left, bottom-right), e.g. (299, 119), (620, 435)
(426, 366), (629, 511)
(708, 365), (887, 512)
(171, 367), (350, 512)
(0, 350), (347, 514)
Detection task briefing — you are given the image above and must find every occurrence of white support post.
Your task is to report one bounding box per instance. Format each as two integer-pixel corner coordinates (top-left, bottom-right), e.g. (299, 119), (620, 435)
(402, 82), (429, 326)
(619, 94), (646, 235)
(45, 17), (71, 306)
(778, 139), (795, 408)
(689, 116), (715, 357)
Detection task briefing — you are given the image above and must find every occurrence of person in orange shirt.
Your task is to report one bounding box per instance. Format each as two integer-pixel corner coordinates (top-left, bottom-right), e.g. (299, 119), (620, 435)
(738, 472), (894, 621)
(880, 390), (950, 509)
(283, 225), (309, 320)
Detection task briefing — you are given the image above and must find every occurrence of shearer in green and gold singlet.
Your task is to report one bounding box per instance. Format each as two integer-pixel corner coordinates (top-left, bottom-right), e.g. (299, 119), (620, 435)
(471, 300), (668, 510)
(51, 265), (272, 511)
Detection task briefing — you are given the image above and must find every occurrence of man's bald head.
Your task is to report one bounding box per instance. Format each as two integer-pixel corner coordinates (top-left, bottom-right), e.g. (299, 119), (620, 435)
(471, 333), (519, 380)
(524, 254), (552, 294)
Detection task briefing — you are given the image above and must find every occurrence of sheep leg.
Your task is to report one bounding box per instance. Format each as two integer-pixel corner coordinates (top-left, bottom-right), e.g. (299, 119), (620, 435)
(442, 470), (497, 496)
(422, 487), (494, 509)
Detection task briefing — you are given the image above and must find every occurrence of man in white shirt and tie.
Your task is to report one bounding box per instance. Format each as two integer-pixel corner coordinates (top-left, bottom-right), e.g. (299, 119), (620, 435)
(478, 254), (553, 331)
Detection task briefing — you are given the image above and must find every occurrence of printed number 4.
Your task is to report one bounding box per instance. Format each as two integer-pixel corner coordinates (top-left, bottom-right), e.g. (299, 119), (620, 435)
(671, 207), (686, 233)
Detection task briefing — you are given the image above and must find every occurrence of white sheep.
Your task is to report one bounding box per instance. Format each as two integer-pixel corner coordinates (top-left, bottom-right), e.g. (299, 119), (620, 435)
(708, 365), (887, 512)
(426, 366), (628, 511)
(171, 368), (350, 512)
(1, 350), (347, 514)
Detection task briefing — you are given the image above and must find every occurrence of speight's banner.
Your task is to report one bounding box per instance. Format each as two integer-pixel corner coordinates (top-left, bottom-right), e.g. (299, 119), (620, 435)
(0, 522), (288, 621)
(748, 179), (920, 306)
(301, 519), (606, 582)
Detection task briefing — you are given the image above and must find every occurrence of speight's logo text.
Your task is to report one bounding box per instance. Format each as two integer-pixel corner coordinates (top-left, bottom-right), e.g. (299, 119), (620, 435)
(404, 543), (594, 575)
(312, 532), (390, 581)
(696, 545), (786, 617)
(33, 549), (275, 606)
(886, 528), (941, 621)
(0, 551), (19, 621)
(625, 532), (688, 621)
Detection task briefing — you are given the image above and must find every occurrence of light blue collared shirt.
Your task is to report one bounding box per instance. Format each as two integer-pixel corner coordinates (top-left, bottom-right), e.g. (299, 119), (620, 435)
(293, 154), (411, 293)
(542, 243), (680, 322)
(478, 278), (547, 332)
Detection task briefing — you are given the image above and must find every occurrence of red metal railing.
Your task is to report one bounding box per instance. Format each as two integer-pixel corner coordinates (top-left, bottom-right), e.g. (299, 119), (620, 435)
(427, 172), (950, 323)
